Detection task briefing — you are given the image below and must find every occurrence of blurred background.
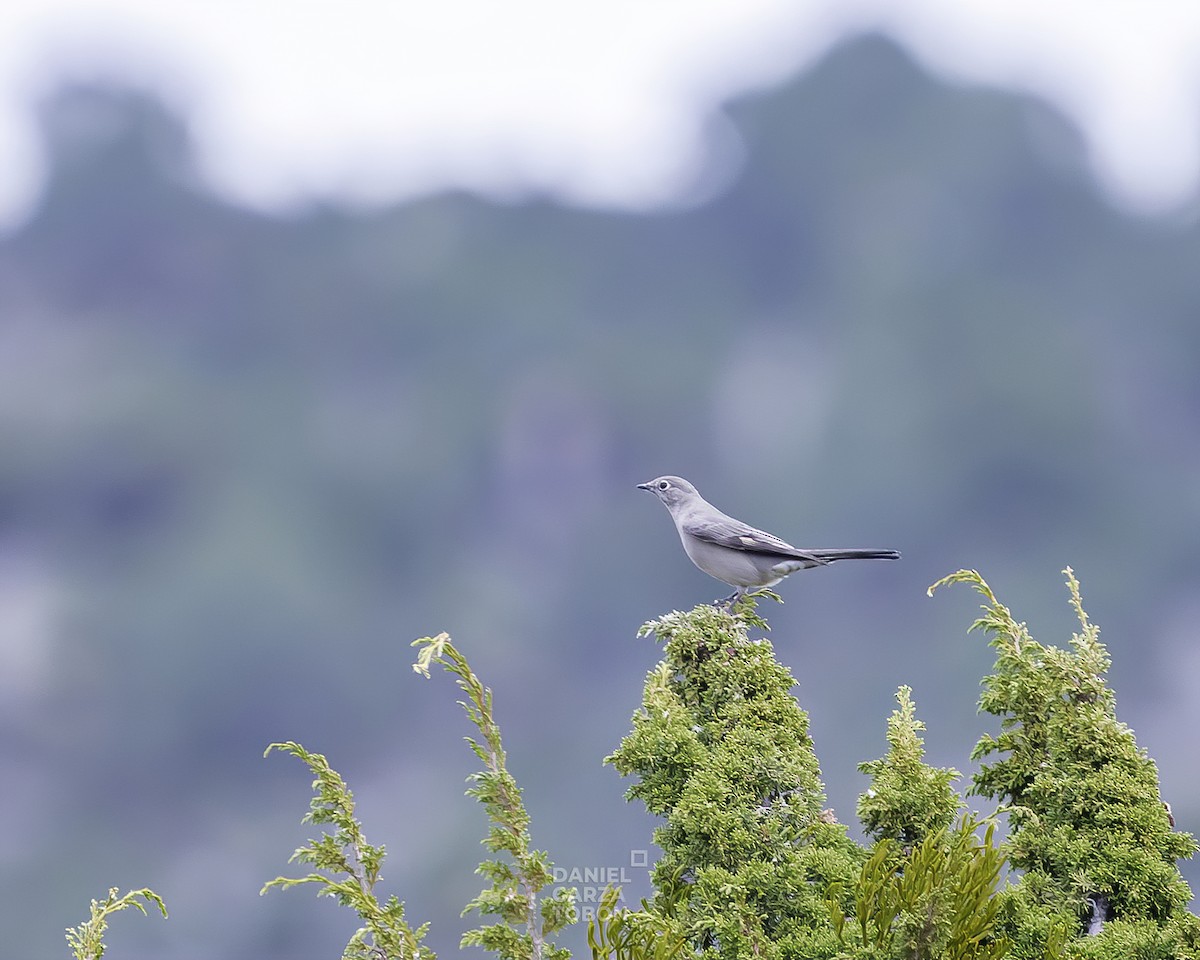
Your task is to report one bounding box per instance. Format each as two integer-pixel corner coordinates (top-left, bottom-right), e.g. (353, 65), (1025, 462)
(2, 2), (1200, 958)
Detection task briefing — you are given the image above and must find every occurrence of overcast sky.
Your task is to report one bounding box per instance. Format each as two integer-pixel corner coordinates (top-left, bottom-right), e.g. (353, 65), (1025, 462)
(1, 0), (1198, 228)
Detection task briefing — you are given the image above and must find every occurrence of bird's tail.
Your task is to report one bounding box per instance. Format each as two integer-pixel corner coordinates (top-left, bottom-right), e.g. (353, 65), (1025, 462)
(807, 548), (901, 563)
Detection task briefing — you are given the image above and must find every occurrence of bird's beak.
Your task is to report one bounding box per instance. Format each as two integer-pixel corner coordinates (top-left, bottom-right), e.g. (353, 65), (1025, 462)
(636, 482), (652, 491)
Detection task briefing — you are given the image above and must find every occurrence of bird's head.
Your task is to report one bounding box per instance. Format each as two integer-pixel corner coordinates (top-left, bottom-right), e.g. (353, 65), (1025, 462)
(637, 475), (699, 510)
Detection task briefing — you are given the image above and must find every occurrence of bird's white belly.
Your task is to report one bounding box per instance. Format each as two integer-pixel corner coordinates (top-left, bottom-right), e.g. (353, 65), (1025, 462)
(681, 534), (778, 588)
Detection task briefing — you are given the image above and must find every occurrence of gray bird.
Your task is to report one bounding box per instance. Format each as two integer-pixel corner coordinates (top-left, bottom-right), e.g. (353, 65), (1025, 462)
(638, 475), (899, 602)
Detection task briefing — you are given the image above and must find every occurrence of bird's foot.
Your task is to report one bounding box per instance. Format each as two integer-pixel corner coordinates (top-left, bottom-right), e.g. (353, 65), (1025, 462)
(713, 589), (783, 628)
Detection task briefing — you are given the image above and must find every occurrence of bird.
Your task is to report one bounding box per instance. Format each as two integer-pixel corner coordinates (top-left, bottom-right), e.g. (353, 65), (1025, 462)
(637, 475), (899, 603)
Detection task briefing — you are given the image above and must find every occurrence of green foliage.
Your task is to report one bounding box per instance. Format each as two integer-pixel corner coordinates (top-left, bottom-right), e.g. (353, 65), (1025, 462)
(930, 568), (1200, 959)
(607, 600), (864, 959)
(857, 685), (962, 846)
(261, 741), (435, 960)
(586, 887), (687, 960)
(263, 634), (577, 960)
(65, 887), (167, 960)
(608, 574), (1200, 960)
(828, 815), (1010, 960)
(59, 566), (1200, 960)
(1064, 916), (1200, 959)
(413, 632), (576, 960)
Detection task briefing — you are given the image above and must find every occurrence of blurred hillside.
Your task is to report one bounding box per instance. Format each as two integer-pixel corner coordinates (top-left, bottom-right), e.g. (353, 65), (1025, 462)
(2, 33), (1198, 960)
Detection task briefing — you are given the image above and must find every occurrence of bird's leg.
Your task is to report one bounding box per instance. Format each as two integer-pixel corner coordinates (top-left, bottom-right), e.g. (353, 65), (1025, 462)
(714, 590), (741, 608)
(726, 588), (784, 625)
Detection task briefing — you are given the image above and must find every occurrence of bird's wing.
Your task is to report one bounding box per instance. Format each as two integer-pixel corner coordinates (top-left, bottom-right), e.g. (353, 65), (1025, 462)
(682, 511), (826, 562)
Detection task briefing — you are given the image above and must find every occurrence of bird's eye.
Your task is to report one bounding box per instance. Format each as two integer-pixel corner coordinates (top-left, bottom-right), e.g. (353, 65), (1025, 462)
(658, 480), (670, 490)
